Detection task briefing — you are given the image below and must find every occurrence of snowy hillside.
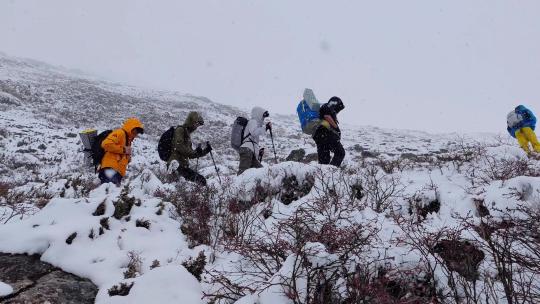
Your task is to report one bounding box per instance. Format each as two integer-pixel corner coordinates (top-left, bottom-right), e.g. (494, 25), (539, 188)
(1, 54), (539, 304)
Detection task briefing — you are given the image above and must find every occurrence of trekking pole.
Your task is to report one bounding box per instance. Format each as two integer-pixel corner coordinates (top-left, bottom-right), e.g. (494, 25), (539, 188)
(209, 150), (222, 184)
(269, 128), (278, 164)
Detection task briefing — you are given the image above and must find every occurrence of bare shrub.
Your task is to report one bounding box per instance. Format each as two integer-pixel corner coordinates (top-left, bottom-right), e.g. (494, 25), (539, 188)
(182, 251), (207, 282)
(108, 282), (134, 297)
(437, 139), (487, 173)
(135, 218), (151, 230)
(205, 172), (380, 304)
(150, 259), (160, 269)
(123, 251), (142, 279)
(59, 175), (95, 198)
(393, 213), (487, 303)
(474, 155), (535, 186)
(375, 156), (411, 174)
(460, 191), (540, 304)
(113, 187), (139, 220)
(158, 182), (215, 248)
(0, 182), (42, 223)
(343, 264), (440, 303)
(357, 164), (404, 213)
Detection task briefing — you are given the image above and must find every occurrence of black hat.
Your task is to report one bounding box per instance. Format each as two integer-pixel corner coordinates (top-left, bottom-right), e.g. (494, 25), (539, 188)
(328, 96), (344, 112)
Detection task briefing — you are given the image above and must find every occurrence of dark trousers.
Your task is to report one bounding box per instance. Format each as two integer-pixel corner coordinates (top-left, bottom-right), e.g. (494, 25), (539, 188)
(178, 167), (207, 186)
(313, 127), (345, 167)
(98, 168), (123, 186)
(238, 147), (263, 175)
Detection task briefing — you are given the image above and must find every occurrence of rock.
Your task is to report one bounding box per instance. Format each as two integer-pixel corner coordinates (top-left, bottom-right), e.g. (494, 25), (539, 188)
(351, 183), (364, 200)
(280, 175), (315, 205)
(352, 144), (364, 152)
(361, 150), (379, 158)
(65, 232), (77, 245)
(302, 153), (319, 163)
(286, 149), (306, 162)
(409, 192), (440, 220)
(415, 200), (440, 219)
(108, 282), (134, 297)
(0, 92), (21, 106)
(433, 240), (485, 281)
(0, 253), (97, 303)
(473, 199), (490, 217)
(400, 153), (417, 160)
(112, 191), (137, 220)
(92, 201), (106, 216)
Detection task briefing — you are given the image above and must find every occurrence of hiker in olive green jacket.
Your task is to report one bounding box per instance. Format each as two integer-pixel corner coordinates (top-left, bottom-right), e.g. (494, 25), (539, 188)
(168, 111), (212, 186)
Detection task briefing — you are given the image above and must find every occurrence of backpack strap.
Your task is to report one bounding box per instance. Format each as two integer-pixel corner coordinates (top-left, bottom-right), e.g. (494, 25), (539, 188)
(123, 129), (130, 147)
(241, 132), (251, 143)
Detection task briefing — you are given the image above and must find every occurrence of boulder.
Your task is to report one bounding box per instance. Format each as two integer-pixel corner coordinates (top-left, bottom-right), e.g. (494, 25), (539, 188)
(286, 149), (306, 162)
(302, 153), (319, 163)
(432, 240), (485, 281)
(0, 253), (97, 303)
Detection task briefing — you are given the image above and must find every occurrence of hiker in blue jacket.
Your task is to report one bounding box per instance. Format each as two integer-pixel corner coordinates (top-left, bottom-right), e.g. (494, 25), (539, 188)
(507, 105), (540, 154)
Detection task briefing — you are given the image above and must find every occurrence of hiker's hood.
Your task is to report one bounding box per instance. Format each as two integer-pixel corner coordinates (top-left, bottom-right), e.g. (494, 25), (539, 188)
(184, 111), (204, 129)
(122, 117), (144, 134)
(516, 105), (527, 112)
(251, 107), (267, 124)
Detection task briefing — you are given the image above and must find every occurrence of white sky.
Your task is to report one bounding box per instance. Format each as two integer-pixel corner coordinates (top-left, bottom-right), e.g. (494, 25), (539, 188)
(2, 0), (540, 133)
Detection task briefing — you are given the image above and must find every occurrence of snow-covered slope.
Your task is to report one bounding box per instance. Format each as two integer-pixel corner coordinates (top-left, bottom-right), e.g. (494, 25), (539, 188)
(1, 54), (539, 304)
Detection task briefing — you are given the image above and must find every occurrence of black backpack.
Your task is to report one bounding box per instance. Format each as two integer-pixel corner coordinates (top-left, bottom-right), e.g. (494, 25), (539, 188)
(91, 129), (128, 172)
(158, 127), (176, 161)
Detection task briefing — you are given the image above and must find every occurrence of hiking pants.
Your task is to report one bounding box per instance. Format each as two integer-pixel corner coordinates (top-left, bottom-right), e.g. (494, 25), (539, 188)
(238, 147), (263, 175)
(177, 167), (207, 186)
(313, 127), (345, 167)
(515, 127), (540, 154)
(98, 168), (123, 186)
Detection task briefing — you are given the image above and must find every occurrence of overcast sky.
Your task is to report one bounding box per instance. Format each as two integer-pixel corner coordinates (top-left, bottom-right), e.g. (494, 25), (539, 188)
(2, 0), (540, 133)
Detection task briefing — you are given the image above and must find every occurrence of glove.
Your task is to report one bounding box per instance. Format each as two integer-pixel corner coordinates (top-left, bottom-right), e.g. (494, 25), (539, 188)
(204, 141), (213, 153)
(265, 122), (272, 131)
(195, 145), (203, 156)
(168, 160), (180, 174)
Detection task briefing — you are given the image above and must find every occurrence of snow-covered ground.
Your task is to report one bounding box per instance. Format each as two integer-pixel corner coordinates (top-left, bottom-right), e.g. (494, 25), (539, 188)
(0, 281), (13, 297)
(1, 53), (539, 303)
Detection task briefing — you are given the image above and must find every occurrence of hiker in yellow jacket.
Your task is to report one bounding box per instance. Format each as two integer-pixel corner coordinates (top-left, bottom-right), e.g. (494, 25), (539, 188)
(100, 117), (144, 185)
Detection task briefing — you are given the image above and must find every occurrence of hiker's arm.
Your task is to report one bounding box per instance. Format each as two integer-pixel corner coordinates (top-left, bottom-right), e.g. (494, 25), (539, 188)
(253, 125), (267, 137)
(527, 110), (537, 125)
(507, 126), (516, 138)
(101, 131), (125, 154)
(324, 115), (338, 129)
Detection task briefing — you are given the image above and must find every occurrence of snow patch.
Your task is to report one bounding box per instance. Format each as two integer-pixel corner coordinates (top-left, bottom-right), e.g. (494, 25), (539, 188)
(0, 281), (13, 297)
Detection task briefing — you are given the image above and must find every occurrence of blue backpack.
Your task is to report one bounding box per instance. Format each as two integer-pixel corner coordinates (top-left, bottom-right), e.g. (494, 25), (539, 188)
(297, 89), (321, 135)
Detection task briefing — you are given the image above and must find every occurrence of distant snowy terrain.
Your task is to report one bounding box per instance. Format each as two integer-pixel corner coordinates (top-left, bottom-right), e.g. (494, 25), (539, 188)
(1, 54), (539, 304)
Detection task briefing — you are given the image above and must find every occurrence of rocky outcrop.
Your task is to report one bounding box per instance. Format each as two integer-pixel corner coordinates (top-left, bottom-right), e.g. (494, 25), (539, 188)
(286, 149), (306, 162)
(285, 149), (319, 164)
(0, 253), (97, 304)
(432, 240), (485, 281)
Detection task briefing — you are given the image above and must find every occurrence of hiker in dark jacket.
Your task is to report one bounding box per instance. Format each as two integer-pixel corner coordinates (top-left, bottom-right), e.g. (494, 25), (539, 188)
(168, 111), (211, 186)
(313, 96), (345, 167)
(238, 107), (271, 175)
